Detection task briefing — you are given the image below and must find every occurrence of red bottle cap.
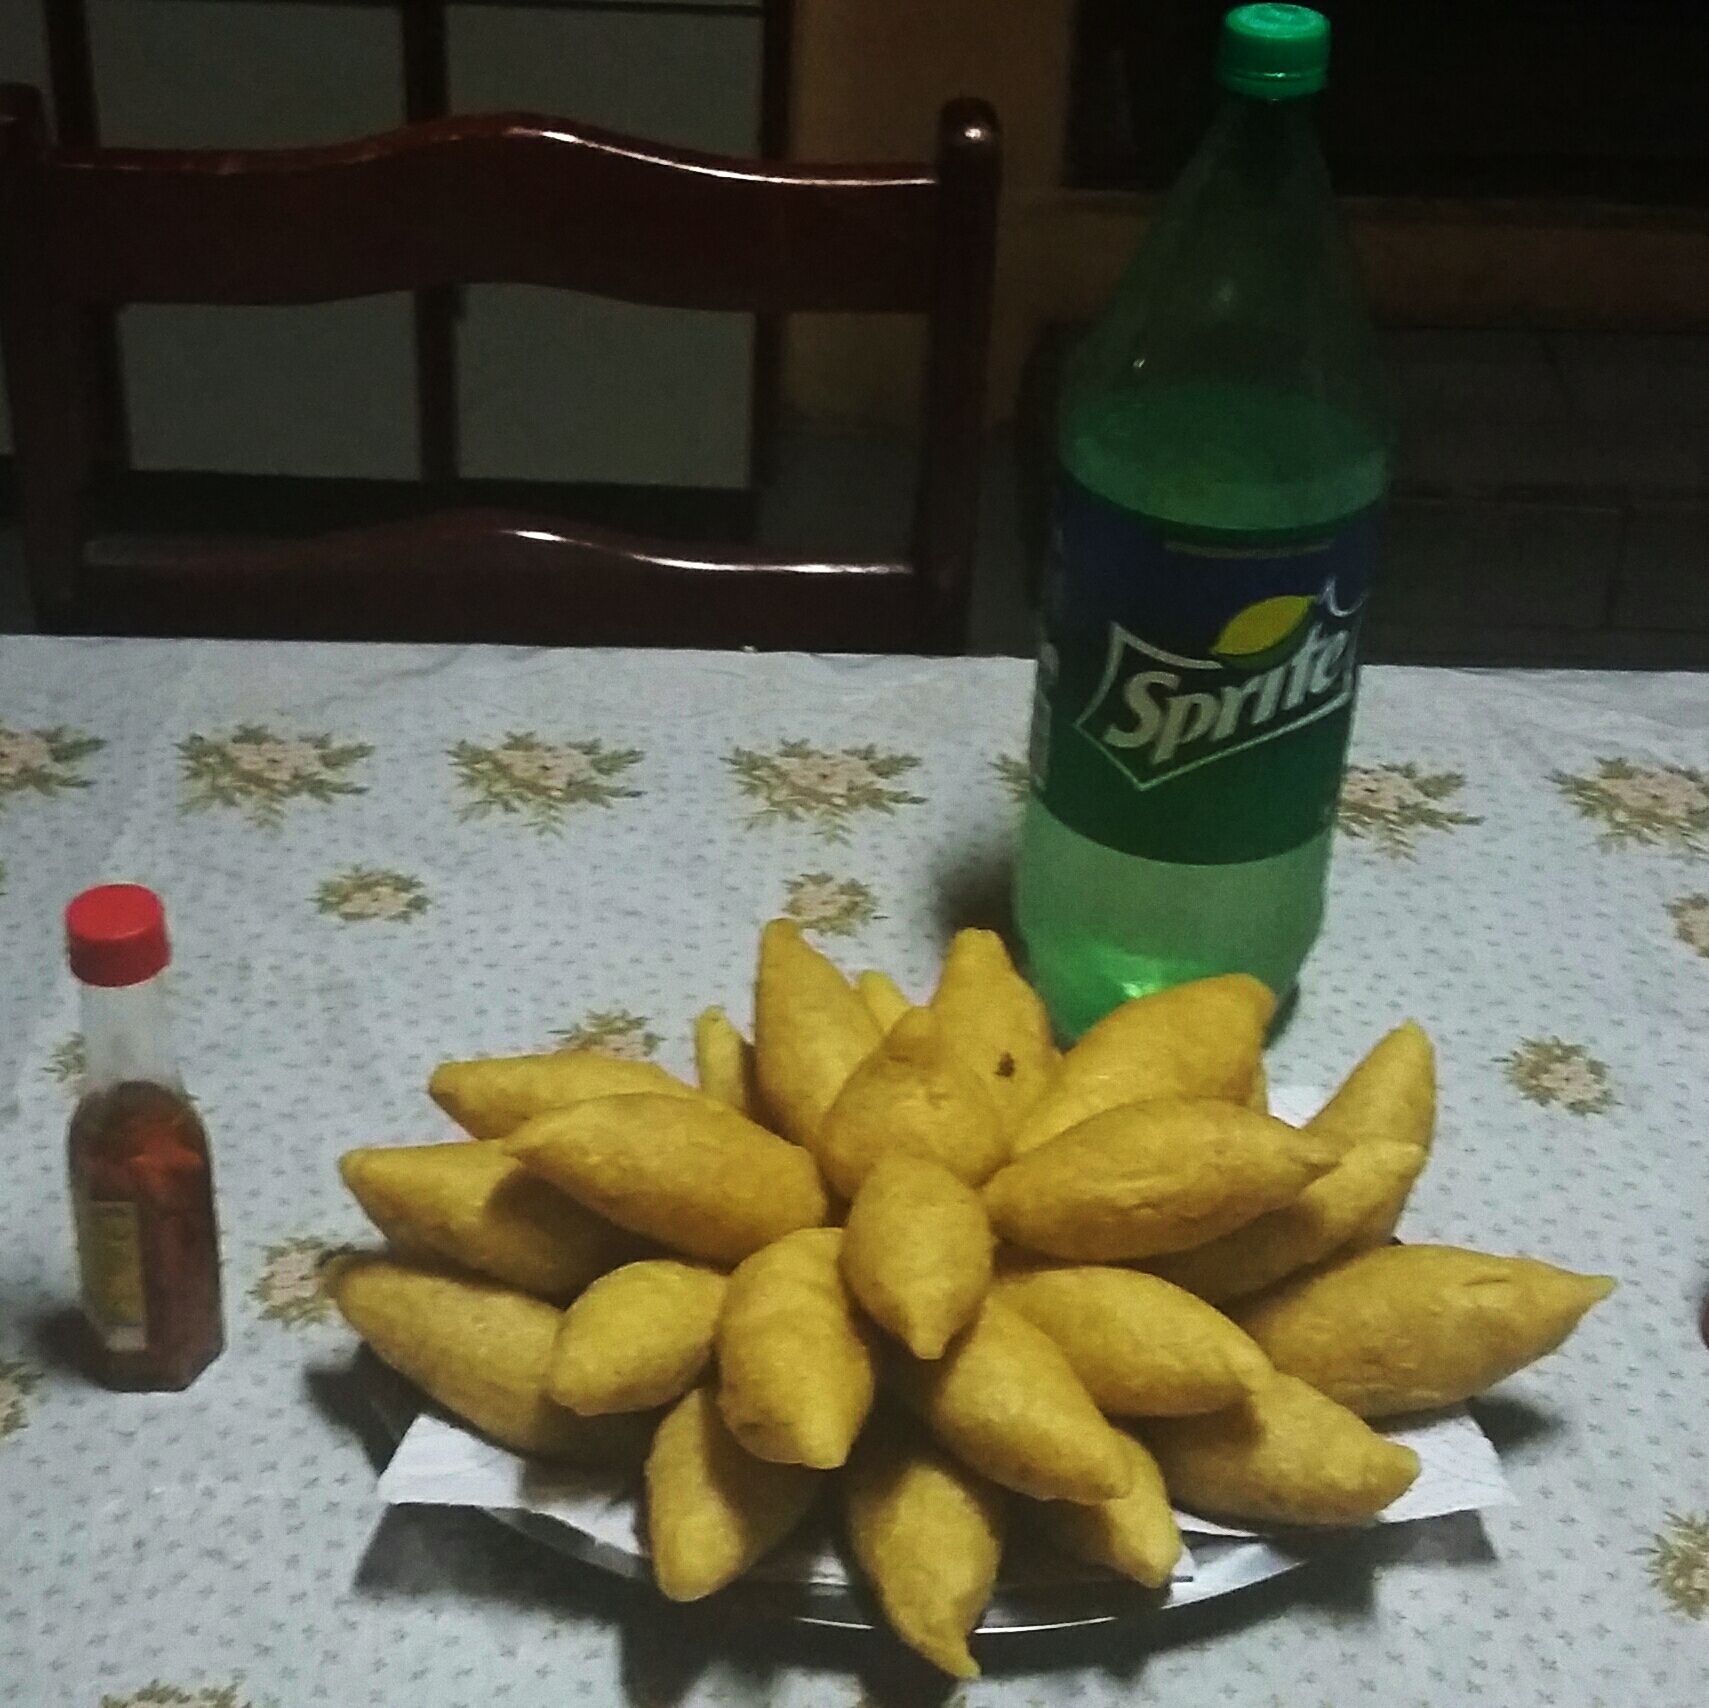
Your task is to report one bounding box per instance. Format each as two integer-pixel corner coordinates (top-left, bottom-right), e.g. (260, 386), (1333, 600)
(66, 884), (171, 987)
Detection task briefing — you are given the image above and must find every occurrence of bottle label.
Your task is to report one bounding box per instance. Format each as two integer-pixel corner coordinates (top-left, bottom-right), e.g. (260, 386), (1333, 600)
(1029, 476), (1377, 865)
(74, 1195), (148, 1351)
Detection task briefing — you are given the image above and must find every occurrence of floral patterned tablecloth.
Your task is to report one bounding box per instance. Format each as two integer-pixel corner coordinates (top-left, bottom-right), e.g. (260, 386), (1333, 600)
(1, 636), (1706, 1708)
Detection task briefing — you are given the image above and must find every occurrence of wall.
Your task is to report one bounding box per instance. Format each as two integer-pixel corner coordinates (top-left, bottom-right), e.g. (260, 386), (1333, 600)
(784, 0), (1709, 429)
(0, 3), (50, 456)
(784, 0), (1076, 430)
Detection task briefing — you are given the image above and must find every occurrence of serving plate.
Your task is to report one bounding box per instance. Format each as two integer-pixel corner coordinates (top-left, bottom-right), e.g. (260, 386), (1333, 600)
(365, 1088), (1509, 1637)
(370, 1370), (1513, 1637)
(486, 1498), (1308, 1634)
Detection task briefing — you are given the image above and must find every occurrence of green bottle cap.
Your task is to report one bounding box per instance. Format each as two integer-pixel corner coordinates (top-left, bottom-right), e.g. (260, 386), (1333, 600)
(1216, 4), (1330, 100)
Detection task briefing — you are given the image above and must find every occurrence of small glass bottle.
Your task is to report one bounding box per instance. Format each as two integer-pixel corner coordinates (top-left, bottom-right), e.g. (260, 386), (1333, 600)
(65, 884), (223, 1390)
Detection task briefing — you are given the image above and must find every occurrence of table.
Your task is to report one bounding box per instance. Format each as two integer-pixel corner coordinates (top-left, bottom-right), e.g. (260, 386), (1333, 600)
(2, 635), (1706, 1708)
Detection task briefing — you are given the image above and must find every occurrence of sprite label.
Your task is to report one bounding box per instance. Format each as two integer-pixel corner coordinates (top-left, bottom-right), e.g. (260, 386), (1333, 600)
(1029, 475), (1376, 865)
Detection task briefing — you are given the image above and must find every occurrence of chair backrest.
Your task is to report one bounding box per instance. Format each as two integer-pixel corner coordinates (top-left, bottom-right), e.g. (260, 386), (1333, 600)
(0, 87), (999, 651)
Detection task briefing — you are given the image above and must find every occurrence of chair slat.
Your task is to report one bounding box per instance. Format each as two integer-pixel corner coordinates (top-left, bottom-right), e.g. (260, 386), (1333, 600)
(82, 511), (921, 651)
(0, 86), (999, 651)
(45, 115), (938, 313)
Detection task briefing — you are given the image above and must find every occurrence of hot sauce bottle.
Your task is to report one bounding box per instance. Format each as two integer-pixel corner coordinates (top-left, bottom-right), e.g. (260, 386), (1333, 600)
(65, 884), (223, 1389)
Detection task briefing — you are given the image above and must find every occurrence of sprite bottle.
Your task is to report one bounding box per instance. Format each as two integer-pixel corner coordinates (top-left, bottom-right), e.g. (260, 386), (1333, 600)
(1016, 4), (1390, 1037)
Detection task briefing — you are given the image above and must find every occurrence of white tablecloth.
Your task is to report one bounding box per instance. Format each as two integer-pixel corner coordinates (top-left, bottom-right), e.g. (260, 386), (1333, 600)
(2, 636), (1706, 1707)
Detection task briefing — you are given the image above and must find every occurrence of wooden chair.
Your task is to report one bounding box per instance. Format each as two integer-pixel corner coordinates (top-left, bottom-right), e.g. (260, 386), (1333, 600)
(0, 87), (999, 651)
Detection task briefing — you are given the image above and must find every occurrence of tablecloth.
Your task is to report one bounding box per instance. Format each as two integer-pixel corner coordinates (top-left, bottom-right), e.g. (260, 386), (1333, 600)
(1, 635), (1706, 1708)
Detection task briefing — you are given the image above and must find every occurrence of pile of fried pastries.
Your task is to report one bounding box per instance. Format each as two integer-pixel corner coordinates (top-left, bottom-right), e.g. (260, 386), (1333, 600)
(330, 921), (1612, 1676)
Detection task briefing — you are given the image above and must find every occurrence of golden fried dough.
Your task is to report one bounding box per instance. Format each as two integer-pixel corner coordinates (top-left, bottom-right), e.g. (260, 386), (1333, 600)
(1032, 1432), (1182, 1588)
(1234, 1244), (1615, 1417)
(692, 1006), (760, 1119)
(815, 1007), (1006, 1198)
(646, 1386), (823, 1601)
(1307, 1021), (1435, 1162)
(993, 1263), (1269, 1414)
(892, 1301), (1134, 1504)
(842, 1154), (994, 1358)
(856, 969), (912, 1034)
(1145, 1373), (1420, 1526)
(548, 1259), (726, 1415)
(329, 1254), (648, 1463)
(1146, 1138), (1427, 1303)
(1011, 974), (1274, 1154)
(929, 928), (1058, 1135)
(753, 920), (880, 1145)
(339, 1140), (641, 1300)
(844, 1417), (1005, 1677)
(717, 1228), (876, 1468)
(985, 1098), (1340, 1261)
(1247, 1061), (1269, 1115)
(506, 1094), (828, 1265)
(429, 1050), (698, 1140)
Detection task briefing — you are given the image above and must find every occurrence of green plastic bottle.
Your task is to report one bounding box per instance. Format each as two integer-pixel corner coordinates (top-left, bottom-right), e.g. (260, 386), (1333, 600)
(1016, 4), (1390, 1038)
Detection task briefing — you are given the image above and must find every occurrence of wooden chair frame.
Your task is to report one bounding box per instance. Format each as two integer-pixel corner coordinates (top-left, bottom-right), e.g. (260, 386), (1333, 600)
(0, 87), (999, 651)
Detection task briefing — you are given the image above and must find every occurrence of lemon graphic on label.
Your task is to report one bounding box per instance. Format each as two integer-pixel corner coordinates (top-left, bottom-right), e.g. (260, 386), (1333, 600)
(1212, 594), (1315, 670)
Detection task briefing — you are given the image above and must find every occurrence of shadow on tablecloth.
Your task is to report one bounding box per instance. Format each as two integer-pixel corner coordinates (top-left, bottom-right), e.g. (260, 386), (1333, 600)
(338, 1489), (1499, 1706)
(930, 834), (1015, 941)
(301, 1213), (1512, 1702)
